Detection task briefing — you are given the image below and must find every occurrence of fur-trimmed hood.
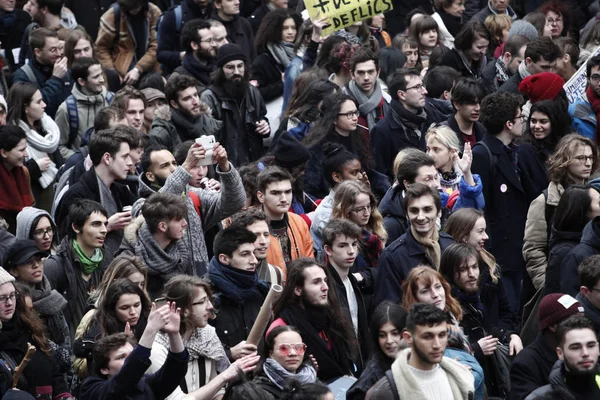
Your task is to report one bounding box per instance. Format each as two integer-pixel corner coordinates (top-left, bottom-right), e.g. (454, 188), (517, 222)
(123, 215), (145, 247)
(154, 104), (172, 121)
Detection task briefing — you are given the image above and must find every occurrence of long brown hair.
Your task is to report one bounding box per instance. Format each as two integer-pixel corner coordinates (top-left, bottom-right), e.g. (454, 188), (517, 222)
(547, 134), (598, 187)
(12, 282), (51, 355)
(162, 275), (214, 335)
(92, 254), (148, 306)
(402, 266), (463, 320)
(444, 208), (499, 283)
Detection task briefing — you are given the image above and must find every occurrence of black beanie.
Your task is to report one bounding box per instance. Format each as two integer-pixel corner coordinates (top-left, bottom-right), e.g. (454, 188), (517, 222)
(216, 44), (247, 67)
(273, 132), (311, 169)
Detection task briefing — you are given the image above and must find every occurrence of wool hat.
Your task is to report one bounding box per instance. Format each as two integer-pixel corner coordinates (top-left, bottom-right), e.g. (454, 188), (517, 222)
(216, 44), (247, 68)
(272, 131), (311, 169)
(508, 20), (538, 41)
(538, 293), (584, 331)
(4, 240), (49, 271)
(0, 267), (14, 287)
(518, 72), (565, 104)
(140, 88), (166, 104)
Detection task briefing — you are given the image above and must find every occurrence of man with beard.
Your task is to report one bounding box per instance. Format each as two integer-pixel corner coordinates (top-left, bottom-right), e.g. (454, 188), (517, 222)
(569, 55), (600, 141)
(442, 78), (487, 149)
(201, 44), (269, 166)
(149, 74), (221, 152)
(526, 315), (600, 400)
(482, 34), (529, 93)
(366, 303), (475, 400)
(170, 19), (217, 90)
(268, 258), (357, 382)
(55, 57), (114, 160)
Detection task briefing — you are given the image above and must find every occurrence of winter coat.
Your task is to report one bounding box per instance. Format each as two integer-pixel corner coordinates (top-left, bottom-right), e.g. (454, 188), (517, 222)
(470, 2), (518, 23)
(482, 58), (510, 94)
(148, 105), (223, 153)
(265, 212), (314, 279)
(545, 228), (581, 295)
(132, 164), (246, 276)
(310, 190), (334, 253)
(80, 344), (189, 400)
(471, 134), (547, 274)
(347, 355), (390, 400)
(12, 58), (73, 119)
(577, 291), (600, 334)
(378, 185), (408, 245)
(55, 85), (114, 160)
(373, 229), (456, 306)
(0, 9), (31, 70)
(210, 11), (256, 62)
(251, 52), (285, 103)
(463, 0), (485, 23)
(170, 53), (214, 89)
(248, 4), (271, 33)
(44, 238), (109, 339)
(568, 93), (596, 141)
(509, 334), (559, 400)
(440, 48), (487, 81)
(441, 114), (486, 149)
(384, 0), (433, 37)
(200, 83), (267, 166)
(64, 0), (114, 40)
(498, 69), (524, 94)
(425, 97), (454, 125)
(523, 181), (564, 291)
(0, 227), (16, 264)
(95, 3), (161, 78)
(561, 217), (600, 296)
(525, 361), (600, 400)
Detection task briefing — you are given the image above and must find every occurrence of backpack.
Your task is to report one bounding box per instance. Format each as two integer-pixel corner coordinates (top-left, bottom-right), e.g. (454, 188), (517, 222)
(65, 91), (115, 148)
(473, 140), (497, 173)
(156, 5), (183, 43)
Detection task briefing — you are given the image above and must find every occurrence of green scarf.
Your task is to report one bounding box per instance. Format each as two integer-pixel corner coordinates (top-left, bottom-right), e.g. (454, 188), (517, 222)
(72, 240), (104, 275)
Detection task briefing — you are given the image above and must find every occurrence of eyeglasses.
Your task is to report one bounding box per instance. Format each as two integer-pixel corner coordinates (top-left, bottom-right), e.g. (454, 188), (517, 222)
(404, 84), (425, 92)
(0, 292), (19, 305)
(573, 155), (595, 163)
(338, 110), (359, 119)
(591, 74), (600, 83)
(513, 114), (526, 122)
(546, 17), (562, 25)
(199, 38), (216, 44)
(33, 227), (54, 239)
(276, 343), (307, 356)
(351, 204), (372, 214)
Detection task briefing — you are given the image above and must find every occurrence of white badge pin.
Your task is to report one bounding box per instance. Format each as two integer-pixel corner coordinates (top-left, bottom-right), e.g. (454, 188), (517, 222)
(500, 184), (507, 193)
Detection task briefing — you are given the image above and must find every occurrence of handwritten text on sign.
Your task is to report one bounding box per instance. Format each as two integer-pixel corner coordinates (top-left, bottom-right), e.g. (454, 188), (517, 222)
(304, 0), (393, 36)
(564, 46), (600, 104)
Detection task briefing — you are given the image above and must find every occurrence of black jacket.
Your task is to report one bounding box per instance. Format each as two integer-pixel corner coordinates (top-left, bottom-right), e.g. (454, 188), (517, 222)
(545, 227), (581, 296)
(509, 333), (558, 400)
(253, 374), (284, 398)
(210, 11), (256, 62)
(347, 355), (390, 400)
(378, 185), (408, 245)
(481, 58), (510, 94)
(373, 230), (456, 306)
(251, 52), (285, 103)
(526, 361), (600, 400)
(561, 217), (600, 296)
(424, 97), (454, 125)
(442, 114), (486, 149)
(498, 70), (524, 95)
(65, 0), (113, 40)
(385, 0), (433, 37)
(171, 53), (213, 88)
(248, 4), (270, 33)
(0, 9), (31, 71)
(440, 48), (486, 80)
(0, 228), (16, 264)
(471, 135), (547, 273)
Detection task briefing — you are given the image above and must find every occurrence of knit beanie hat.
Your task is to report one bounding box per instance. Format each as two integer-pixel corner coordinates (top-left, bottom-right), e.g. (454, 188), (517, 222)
(508, 20), (538, 41)
(272, 131), (311, 169)
(538, 293), (584, 331)
(518, 72), (565, 104)
(0, 267), (15, 287)
(216, 44), (247, 68)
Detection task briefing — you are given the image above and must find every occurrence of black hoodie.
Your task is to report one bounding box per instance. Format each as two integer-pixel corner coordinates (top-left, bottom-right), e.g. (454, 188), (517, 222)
(561, 217), (600, 296)
(378, 185), (407, 245)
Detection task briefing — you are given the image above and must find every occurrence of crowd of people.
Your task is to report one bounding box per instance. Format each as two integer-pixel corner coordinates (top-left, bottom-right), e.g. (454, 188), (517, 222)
(1, 0), (600, 399)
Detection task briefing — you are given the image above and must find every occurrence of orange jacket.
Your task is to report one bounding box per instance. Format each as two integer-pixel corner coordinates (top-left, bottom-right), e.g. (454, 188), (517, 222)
(266, 212), (314, 280)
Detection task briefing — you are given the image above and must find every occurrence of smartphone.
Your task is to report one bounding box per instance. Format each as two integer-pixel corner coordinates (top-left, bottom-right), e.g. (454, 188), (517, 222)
(154, 297), (168, 309)
(195, 135), (216, 166)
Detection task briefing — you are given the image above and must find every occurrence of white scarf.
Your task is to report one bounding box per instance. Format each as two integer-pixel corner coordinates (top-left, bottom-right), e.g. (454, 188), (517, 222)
(19, 114), (60, 189)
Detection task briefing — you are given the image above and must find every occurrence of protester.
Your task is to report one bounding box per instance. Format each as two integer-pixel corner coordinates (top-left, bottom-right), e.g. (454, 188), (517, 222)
(211, 0), (256, 61)
(16, 206), (58, 252)
(112, 86), (147, 131)
(569, 55), (600, 141)
(432, 0), (465, 49)
(0, 0), (31, 71)
(444, 78), (487, 149)
(440, 21), (490, 80)
(481, 33), (528, 93)
(577, 255), (600, 333)
(410, 15), (443, 68)
(471, 0), (518, 23)
(423, 65), (461, 124)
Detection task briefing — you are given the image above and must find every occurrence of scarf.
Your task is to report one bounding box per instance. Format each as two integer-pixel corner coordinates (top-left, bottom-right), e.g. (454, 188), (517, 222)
(410, 225), (441, 269)
(170, 107), (207, 141)
(447, 312), (472, 353)
(518, 60), (532, 80)
(360, 229), (383, 268)
(181, 53), (213, 86)
(72, 240), (104, 275)
(96, 173), (117, 217)
(263, 358), (317, 389)
(389, 99), (427, 138)
(347, 80), (388, 131)
(440, 168), (462, 193)
(278, 303), (352, 381)
(287, 118), (311, 142)
(267, 41), (295, 68)
(31, 276), (68, 344)
(452, 286), (485, 315)
(495, 58), (510, 87)
(587, 85), (600, 143)
(135, 223), (189, 278)
(0, 163), (34, 211)
(208, 258), (265, 305)
(18, 114), (60, 189)
(156, 325), (230, 372)
(439, 9), (462, 37)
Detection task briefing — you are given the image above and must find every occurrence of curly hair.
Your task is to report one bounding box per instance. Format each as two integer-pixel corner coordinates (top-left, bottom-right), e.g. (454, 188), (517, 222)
(479, 92), (523, 135)
(524, 100), (571, 156)
(538, 0), (571, 38)
(401, 266), (462, 320)
(255, 9), (302, 54)
(547, 134), (598, 186)
(323, 41), (355, 75)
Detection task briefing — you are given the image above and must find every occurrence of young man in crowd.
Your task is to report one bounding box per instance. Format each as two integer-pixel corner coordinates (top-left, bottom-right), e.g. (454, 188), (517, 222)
(230, 208), (283, 285)
(12, 28), (71, 118)
(0, 125), (34, 234)
(367, 303), (475, 399)
(527, 315), (600, 399)
(45, 199), (111, 337)
(157, 0), (215, 74)
(423, 66), (461, 124)
(510, 293), (584, 400)
(201, 43), (269, 166)
(569, 55), (600, 141)
(498, 36), (561, 95)
(170, 19), (217, 89)
(210, 0), (255, 61)
(120, 192), (191, 299)
(210, 20), (229, 48)
(374, 183), (455, 305)
(55, 127), (137, 254)
(323, 218), (372, 372)
(149, 74), (221, 152)
(371, 69), (429, 182)
(473, 91), (547, 311)
(554, 37), (579, 82)
(270, 258), (356, 382)
(344, 50), (389, 134)
(444, 78), (487, 148)
(208, 225), (266, 361)
(140, 87), (166, 134)
(256, 166), (313, 279)
(575, 255), (600, 332)
(482, 34), (529, 93)
(55, 57), (113, 160)
(112, 86), (147, 131)
(134, 141), (245, 276)
(0, 0), (31, 71)
(471, 0), (518, 23)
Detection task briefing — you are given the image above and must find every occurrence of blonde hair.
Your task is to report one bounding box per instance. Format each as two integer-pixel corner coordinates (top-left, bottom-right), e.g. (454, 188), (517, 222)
(485, 14), (512, 41)
(425, 125), (462, 154)
(331, 180), (388, 241)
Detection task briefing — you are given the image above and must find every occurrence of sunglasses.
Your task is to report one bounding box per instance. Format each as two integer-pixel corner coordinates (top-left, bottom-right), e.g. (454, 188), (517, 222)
(276, 343), (307, 356)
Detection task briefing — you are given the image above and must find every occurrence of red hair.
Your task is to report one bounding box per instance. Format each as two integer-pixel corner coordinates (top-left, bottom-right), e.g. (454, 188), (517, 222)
(538, 0), (571, 37)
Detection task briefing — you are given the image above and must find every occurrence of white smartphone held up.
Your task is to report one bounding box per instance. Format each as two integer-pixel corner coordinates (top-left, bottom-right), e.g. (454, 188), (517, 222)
(195, 135), (216, 166)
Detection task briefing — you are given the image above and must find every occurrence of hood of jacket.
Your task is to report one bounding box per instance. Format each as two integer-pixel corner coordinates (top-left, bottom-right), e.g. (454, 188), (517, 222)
(16, 206), (55, 240)
(154, 104), (172, 122)
(137, 173), (158, 199)
(379, 185), (406, 220)
(580, 217), (600, 250)
(71, 84), (110, 107)
(549, 226), (582, 249)
(123, 215), (145, 248)
(427, 97), (454, 116)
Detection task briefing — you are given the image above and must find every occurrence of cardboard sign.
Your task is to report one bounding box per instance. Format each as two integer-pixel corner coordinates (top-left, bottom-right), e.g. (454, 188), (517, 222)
(304, 0), (393, 36)
(564, 46), (600, 104)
